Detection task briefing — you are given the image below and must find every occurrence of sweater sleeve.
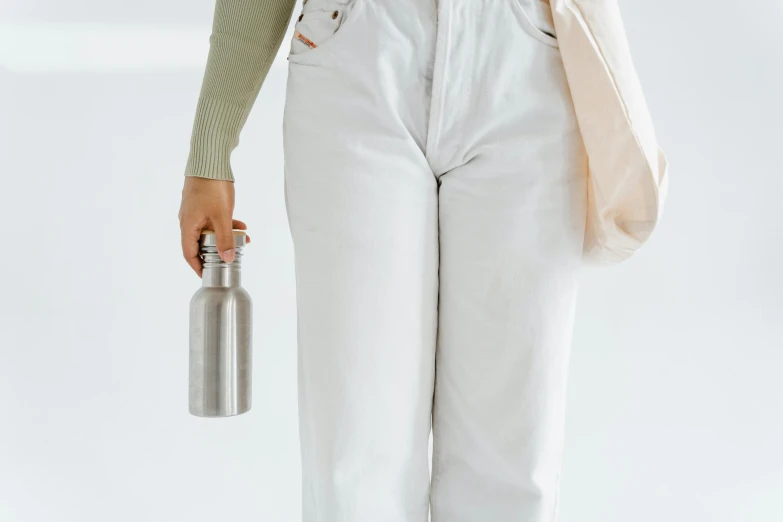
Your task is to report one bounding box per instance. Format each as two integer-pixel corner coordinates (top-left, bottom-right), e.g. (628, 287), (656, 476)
(184, 0), (297, 182)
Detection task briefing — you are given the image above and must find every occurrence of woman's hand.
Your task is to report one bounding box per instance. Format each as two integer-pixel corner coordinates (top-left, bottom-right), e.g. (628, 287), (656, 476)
(178, 176), (250, 277)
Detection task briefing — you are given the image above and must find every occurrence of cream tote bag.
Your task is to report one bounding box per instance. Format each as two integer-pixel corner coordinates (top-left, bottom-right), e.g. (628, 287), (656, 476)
(551, 0), (669, 264)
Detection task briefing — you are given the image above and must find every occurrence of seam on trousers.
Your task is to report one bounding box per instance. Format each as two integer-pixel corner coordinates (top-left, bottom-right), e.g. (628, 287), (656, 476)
(425, 1), (453, 169)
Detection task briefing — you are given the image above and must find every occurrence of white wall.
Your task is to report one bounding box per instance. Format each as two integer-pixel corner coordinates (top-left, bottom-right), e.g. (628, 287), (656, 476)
(1, 1), (781, 521)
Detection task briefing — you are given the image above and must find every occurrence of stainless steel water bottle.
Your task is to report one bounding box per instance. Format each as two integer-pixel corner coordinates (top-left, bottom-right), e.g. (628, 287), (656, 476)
(189, 230), (252, 417)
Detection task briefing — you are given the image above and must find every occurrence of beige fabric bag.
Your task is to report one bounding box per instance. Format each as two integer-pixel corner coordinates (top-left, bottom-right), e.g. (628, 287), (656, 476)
(551, 0), (669, 264)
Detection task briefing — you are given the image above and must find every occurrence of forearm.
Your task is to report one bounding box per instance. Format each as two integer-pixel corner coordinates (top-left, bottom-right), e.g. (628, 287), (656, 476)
(185, 0), (296, 182)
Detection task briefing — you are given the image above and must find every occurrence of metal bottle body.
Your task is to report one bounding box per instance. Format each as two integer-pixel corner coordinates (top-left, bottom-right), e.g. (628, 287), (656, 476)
(188, 232), (252, 417)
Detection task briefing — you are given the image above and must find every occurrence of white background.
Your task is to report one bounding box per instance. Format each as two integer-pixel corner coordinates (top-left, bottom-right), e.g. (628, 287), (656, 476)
(1, 1), (782, 521)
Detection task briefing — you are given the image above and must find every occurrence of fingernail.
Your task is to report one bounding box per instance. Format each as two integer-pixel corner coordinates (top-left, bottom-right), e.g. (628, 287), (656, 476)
(222, 248), (235, 263)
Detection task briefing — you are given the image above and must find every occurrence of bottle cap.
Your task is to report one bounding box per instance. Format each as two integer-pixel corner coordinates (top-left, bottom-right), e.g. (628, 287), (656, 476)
(199, 229), (247, 249)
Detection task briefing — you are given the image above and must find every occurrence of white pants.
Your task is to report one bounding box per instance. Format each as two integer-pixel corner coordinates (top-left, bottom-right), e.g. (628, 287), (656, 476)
(282, 0), (587, 519)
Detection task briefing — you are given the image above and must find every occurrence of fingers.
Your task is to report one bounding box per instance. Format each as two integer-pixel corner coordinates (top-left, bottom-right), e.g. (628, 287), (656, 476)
(233, 219), (250, 244)
(213, 217), (236, 263)
(185, 250), (203, 277)
(181, 221), (205, 277)
(179, 177), (246, 274)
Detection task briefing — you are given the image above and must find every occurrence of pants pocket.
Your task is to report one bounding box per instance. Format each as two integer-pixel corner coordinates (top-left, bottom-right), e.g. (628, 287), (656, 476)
(510, 0), (559, 48)
(288, 0), (359, 58)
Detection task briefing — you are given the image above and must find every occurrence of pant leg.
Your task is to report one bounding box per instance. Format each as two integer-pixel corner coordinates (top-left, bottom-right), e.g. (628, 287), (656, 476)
(428, 1), (588, 520)
(282, 1), (438, 519)
(431, 158), (586, 521)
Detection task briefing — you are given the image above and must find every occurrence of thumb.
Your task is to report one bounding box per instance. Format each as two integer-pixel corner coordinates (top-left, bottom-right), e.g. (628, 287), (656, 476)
(214, 220), (236, 263)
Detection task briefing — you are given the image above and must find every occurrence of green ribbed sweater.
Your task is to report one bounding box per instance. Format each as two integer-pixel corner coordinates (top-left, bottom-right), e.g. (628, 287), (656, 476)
(184, 0), (296, 182)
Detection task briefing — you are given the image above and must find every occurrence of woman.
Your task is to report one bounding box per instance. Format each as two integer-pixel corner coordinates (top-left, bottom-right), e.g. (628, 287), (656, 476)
(178, 0), (664, 519)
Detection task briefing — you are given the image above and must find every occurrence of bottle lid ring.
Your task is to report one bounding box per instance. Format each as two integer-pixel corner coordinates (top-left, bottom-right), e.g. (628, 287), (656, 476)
(199, 229), (247, 249)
